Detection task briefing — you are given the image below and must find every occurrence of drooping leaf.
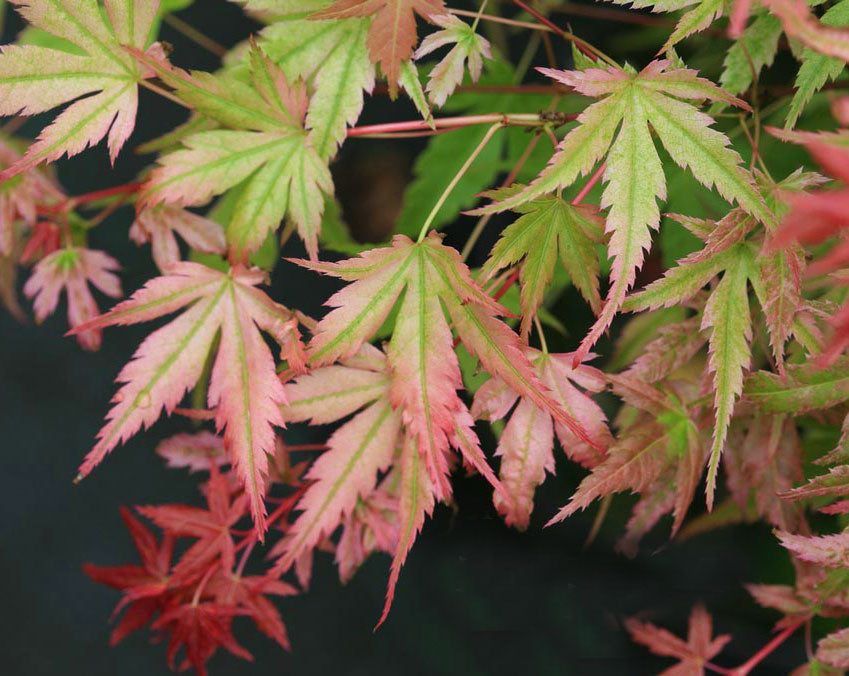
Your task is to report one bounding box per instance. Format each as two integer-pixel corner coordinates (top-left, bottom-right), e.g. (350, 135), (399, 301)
(471, 350), (611, 529)
(71, 262), (305, 535)
(0, 0), (163, 176)
(745, 357), (849, 413)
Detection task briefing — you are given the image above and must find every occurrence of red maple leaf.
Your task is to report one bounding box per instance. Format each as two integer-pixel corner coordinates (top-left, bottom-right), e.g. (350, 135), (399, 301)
(625, 604), (732, 675)
(83, 506), (174, 645)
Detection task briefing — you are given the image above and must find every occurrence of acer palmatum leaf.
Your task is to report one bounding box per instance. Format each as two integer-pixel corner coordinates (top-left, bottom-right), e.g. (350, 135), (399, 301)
(626, 604), (732, 675)
(271, 347), (402, 570)
(298, 232), (599, 484)
(82, 507), (174, 646)
(818, 627), (849, 669)
(764, 0), (849, 62)
(272, 343), (503, 615)
(208, 572), (297, 651)
(480, 187), (605, 337)
(130, 205), (226, 273)
(137, 464), (249, 582)
(247, 2), (375, 161)
(152, 602), (253, 676)
(311, 0), (444, 97)
(413, 14), (492, 107)
(377, 430), (434, 628)
(471, 350), (611, 529)
(551, 379), (704, 539)
(133, 42), (332, 261)
(71, 262), (304, 535)
(474, 59), (770, 366)
(776, 530), (849, 569)
(0, 0), (163, 177)
(24, 247), (122, 351)
(155, 431), (229, 473)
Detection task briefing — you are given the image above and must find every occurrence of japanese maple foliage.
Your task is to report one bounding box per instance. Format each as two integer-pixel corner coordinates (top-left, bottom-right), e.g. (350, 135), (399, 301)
(6, 0), (849, 674)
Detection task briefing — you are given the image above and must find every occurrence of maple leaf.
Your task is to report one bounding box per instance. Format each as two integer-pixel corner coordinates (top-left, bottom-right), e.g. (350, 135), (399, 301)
(722, 414), (803, 531)
(471, 350), (612, 529)
(763, 0), (849, 63)
(271, 345), (402, 568)
(137, 464), (249, 582)
(271, 342), (503, 620)
(718, 10), (781, 104)
(134, 42), (332, 261)
(602, 0), (729, 52)
(299, 232), (599, 478)
(23, 246), (122, 351)
(745, 357), (849, 414)
(818, 627), (849, 669)
(70, 262), (305, 535)
(130, 205), (226, 273)
(83, 506), (174, 646)
(785, 0), (849, 129)
(551, 376), (705, 543)
(413, 13), (491, 107)
(776, 530), (849, 569)
(0, 0), (164, 177)
(335, 472), (399, 583)
(625, 604), (732, 675)
(156, 431), (230, 473)
(479, 187), (605, 338)
(311, 0), (445, 96)
(474, 60), (771, 365)
(208, 572), (297, 651)
(243, 0), (376, 161)
(152, 602), (252, 676)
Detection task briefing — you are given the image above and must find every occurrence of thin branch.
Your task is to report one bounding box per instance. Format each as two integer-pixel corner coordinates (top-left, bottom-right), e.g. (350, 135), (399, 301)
(417, 123), (503, 242)
(347, 112), (575, 138)
(163, 13), (228, 58)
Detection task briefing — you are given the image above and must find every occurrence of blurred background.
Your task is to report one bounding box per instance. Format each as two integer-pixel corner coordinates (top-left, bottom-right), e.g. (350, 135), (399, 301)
(0, 1), (820, 673)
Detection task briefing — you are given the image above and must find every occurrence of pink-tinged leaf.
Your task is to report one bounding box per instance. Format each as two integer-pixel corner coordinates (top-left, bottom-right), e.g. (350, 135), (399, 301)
(376, 432), (435, 628)
(312, 0), (445, 97)
(24, 247), (122, 350)
(777, 530), (849, 568)
(754, 246), (803, 373)
(624, 317), (707, 383)
(156, 431), (229, 472)
(724, 415), (803, 530)
(492, 395), (554, 530)
(413, 14), (491, 107)
(0, 1), (161, 176)
(818, 627), (849, 669)
(617, 475), (675, 557)
(536, 65), (630, 97)
(764, 0), (849, 62)
(746, 583), (810, 618)
(298, 237), (414, 366)
(130, 205), (226, 272)
(782, 465), (849, 502)
(744, 357), (849, 414)
(273, 397), (401, 571)
(625, 604), (732, 674)
(336, 474), (399, 584)
(283, 364), (389, 425)
(74, 264), (297, 536)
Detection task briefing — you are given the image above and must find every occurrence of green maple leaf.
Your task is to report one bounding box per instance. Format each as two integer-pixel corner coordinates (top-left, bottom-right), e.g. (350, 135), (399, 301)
(602, 0), (729, 51)
(785, 0), (849, 128)
(239, 0), (377, 161)
(135, 42), (333, 261)
(476, 59), (772, 365)
(480, 186), (605, 337)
